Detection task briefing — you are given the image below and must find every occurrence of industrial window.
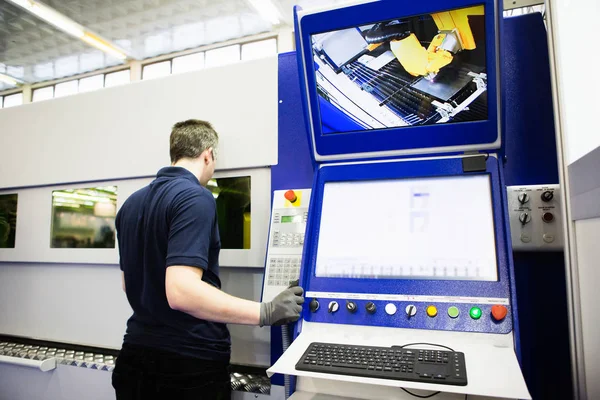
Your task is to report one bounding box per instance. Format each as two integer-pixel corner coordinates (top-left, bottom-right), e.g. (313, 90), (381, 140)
(241, 39), (277, 61)
(207, 176), (251, 249)
(142, 61), (172, 80)
(54, 80), (78, 98)
(3, 93), (23, 108)
(104, 70), (130, 87)
(205, 45), (241, 68)
(78, 75), (104, 93)
(32, 86), (55, 102)
(0, 193), (18, 248)
(172, 52), (205, 74)
(50, 186), (118, 248)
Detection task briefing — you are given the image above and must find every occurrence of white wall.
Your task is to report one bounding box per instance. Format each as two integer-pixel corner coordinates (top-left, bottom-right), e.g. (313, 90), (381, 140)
(0, 263), (270, 366)
(0, 57), (277, 367)
(549, 0), (600, 164)
(572, 219), (600, 399)
(0, 57), (278, 189)
(548, 0), (600, 398)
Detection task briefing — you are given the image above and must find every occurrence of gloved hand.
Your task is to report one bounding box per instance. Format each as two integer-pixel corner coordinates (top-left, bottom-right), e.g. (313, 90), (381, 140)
(259, 286), (304, 327)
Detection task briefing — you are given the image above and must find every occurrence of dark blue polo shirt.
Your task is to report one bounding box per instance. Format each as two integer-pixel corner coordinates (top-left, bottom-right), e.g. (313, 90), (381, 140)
(116, 166), (230, 361)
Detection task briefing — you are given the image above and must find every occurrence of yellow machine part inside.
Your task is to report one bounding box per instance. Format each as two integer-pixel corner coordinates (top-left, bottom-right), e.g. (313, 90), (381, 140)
(431, 5), (484, 51)
(390, 33), (453, 77)
(389, 5), (483, 77)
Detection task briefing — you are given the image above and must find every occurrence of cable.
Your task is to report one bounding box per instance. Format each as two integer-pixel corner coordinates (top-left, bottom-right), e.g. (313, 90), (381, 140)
(401, 387), (441, 398)
(397, 342), (455, 352)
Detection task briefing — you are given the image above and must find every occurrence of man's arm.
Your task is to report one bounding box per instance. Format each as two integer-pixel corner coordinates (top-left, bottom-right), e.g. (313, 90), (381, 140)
(166, 265), (260, 325)
(166, 265), (303, 326)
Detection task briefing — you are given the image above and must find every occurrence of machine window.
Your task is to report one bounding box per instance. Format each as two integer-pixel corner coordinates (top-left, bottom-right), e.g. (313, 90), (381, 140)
(207, 176), (251, 249)
(50, 186), (117, 248)
(0, 194), (18, 248)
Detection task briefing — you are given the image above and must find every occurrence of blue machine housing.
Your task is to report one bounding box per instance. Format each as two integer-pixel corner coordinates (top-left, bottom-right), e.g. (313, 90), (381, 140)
(294, 0), (502, 159)
(299, 156), (516, 334)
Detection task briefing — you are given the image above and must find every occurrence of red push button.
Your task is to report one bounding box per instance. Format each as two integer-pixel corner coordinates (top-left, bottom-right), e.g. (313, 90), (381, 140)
(284, 190), (298, 203)
(491, 305), (508, 321)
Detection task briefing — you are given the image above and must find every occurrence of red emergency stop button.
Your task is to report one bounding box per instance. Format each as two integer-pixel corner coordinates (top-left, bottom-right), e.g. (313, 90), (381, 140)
(491, 305), (508, 321)
(284, 190), (298, 203)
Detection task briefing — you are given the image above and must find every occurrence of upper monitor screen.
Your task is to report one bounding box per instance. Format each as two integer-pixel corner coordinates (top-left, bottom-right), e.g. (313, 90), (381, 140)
(311, 5), (487, 133)
(315, 174), (498, 281)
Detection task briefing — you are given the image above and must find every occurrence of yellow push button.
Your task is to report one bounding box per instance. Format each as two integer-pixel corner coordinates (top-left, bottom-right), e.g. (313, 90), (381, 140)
(426, 305), (438, 318)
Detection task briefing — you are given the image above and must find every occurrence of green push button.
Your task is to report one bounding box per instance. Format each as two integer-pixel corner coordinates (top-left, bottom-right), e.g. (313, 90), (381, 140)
(469, 307), (482, 320)
(447, 306), (460, 319)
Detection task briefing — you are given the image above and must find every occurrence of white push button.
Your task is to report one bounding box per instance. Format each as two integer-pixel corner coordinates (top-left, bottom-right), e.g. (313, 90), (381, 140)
(385, 303), (397, 316)
(520, 233), (532, 243)
(405, 305), (417, 317)
(543, 234), (555, 243)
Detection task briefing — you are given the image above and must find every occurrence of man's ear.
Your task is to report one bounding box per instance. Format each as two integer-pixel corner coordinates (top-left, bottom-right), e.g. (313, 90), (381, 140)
(204, 148), (212, 164)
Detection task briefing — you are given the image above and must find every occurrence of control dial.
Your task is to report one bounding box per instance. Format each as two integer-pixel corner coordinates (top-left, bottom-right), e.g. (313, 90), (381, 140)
(346, 301), (357, 314)
(365, 302), (376, 314)
(328, 301), (339, 314)
(541, 190), (554, 202)
(519, 212), (532, 225)
(405, 305), (417, 317)
(517, 193), (530, 204)
(309, 298), (319, 313)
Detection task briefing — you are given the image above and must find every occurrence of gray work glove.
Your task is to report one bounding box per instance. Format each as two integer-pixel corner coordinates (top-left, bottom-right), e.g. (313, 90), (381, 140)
(260, 286), (305, 327)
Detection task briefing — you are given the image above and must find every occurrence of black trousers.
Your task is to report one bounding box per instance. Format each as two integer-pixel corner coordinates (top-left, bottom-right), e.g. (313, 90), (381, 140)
(112, 343), (231, 400)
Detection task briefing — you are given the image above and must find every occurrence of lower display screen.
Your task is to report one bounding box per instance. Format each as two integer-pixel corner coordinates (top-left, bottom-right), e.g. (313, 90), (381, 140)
(315, 174), (498, 281)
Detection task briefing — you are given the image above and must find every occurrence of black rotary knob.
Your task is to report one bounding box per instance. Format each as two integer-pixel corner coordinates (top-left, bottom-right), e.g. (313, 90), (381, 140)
(366, 302), (376, 314)
(309, 298), (319, 312)
(541, 191), (554, 202)
(519, 212), (531, 225)
(346, 301), (357, 313)
(517, 193), (529, 204)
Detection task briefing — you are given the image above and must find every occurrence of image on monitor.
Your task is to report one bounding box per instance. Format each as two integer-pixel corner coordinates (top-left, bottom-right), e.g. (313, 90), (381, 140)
(315, 175), (498, 282)
(311, 5), (487, 133)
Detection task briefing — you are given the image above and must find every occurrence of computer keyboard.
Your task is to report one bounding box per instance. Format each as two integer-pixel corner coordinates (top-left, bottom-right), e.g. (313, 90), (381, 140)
(296, 342), (467, 386)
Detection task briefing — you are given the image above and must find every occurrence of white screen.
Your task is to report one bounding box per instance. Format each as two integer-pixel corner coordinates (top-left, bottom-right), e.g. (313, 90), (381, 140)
(315, 175), (498, 281)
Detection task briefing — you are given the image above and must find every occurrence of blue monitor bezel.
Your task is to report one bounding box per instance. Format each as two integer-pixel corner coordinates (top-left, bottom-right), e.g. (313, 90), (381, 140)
(299, 156), (513, 333)
(295, 0), (502, 160)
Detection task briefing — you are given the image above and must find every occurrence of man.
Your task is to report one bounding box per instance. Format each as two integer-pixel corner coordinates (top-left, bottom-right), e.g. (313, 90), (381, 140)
(113, 119), (304, 399)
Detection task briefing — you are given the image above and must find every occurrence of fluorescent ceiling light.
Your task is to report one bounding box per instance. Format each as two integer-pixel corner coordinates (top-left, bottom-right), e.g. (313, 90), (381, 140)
(0, 73), (22, 86)
(8, 0), (84, 38)
(7, 0), (129, 60)
(82, 34), (127, 60)
(247, 0), (281, 25)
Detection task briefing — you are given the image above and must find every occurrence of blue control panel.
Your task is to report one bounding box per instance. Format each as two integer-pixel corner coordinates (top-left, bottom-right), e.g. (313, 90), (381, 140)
(298, 156), (516, 335)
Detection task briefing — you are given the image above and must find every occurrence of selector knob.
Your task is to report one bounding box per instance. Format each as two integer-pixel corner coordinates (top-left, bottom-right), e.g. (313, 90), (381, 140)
(346, 301), (357, 313)
(365, 302), (377, 314)
(519, 212), (532, 225)
(405, 304), (417, 317)
(517, 193), (530, 204)
(328, 301), (339, 314)
(309, 298), (319, 313)
(541, 190), (554, 202)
